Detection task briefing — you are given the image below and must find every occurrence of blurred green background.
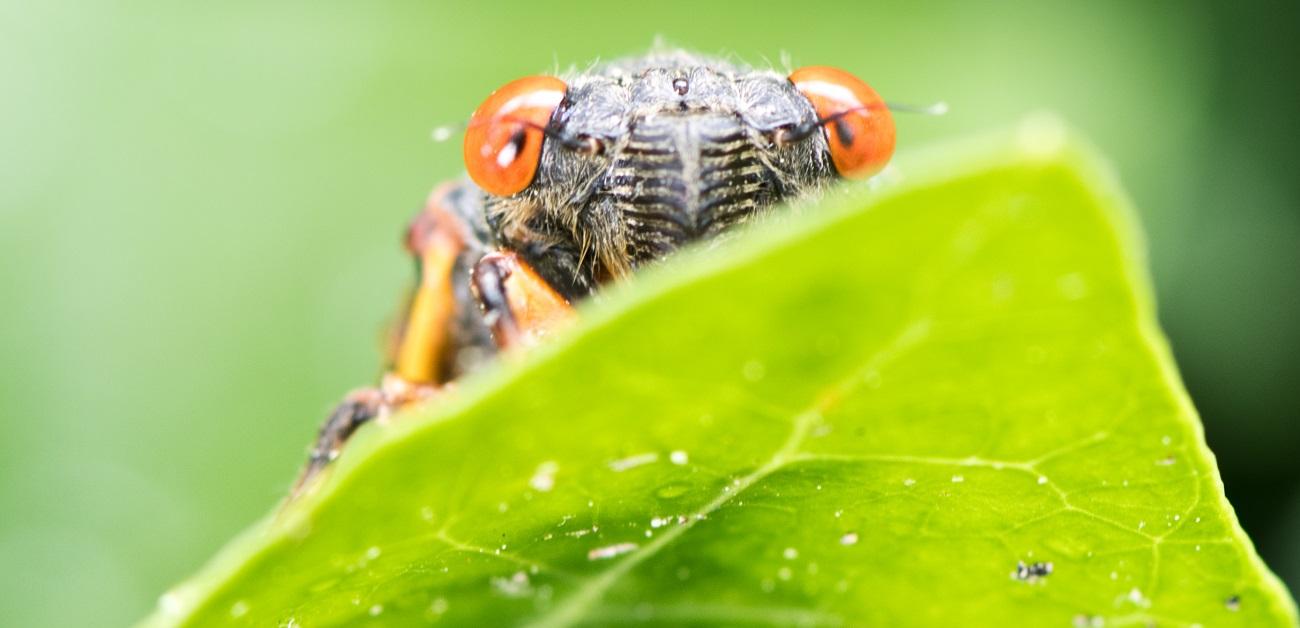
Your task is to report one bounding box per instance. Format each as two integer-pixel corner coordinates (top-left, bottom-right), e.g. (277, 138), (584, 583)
(2, 1), (1297, 625)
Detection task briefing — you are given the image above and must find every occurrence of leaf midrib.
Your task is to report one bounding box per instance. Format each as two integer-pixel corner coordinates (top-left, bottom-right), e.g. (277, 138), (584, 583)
(525, 318), (934, 627)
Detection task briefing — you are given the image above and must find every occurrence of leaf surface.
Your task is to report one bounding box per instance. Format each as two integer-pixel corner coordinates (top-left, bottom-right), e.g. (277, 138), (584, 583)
(145, 123), (1298, 627)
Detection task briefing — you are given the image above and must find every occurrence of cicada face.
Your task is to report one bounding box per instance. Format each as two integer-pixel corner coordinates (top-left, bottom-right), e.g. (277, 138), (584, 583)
(463, 50), (895, 296)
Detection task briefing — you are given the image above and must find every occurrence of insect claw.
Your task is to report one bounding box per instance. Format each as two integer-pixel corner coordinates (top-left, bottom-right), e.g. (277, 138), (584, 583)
(293, 388), (385, 496)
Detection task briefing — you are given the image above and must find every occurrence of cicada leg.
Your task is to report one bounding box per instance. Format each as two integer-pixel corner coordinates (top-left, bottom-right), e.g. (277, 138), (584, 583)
(292, 183), (579, 496)
(292, 184), (479, 495)
(390, 192), (466, 386)
(296, 387), (384, 485)
(471, 250), (576, 351)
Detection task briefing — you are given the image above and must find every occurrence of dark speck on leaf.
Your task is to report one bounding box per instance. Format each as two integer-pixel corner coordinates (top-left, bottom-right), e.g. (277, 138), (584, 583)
(1011, 560), (1053, 583)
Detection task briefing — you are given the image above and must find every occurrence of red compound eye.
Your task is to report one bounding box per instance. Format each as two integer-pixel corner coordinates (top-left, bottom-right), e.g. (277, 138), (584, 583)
(463, 75), (567, 196)
(789, 66), (895, 179)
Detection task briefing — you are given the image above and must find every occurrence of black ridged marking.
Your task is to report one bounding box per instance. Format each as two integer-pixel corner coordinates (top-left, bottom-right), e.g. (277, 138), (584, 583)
(628, 193), (689, 213)
(700, 130), (747, 144)
(700, 171), (767, 194)
(698, 199), (765, 232)
(700, 187), (767, 213)
(700, 143), (752, 158)
(601, 175), (689, 194)
(614, 155), (684, 170)
(700, 156), (762, 176)
(593, 115), (785, 263)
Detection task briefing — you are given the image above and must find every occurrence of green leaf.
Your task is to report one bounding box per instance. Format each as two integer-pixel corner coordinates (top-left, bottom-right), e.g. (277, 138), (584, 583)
(144, 120), (1298, 627)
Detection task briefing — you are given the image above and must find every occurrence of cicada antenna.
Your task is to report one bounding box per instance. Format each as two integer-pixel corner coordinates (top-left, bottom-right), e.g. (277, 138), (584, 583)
(886, 101), (949, 116)
(431, 122), (467, 142)
(452, 114), (603, 156)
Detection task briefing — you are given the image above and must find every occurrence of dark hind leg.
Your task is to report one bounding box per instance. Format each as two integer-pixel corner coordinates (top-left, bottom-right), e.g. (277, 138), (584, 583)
(298, 388), (384, 487)
(292, 184), (485, 495)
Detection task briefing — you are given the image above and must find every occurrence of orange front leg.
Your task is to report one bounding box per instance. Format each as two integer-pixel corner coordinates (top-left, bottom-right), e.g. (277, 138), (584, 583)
(471, 251), (576, 351)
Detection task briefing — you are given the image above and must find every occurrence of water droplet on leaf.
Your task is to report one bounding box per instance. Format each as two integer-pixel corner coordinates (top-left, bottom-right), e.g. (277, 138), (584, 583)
(529, 461), (558, 492)
(588, 542), (638, 561)
(608, 452), (659, 472)
(491, 571), (532, 597)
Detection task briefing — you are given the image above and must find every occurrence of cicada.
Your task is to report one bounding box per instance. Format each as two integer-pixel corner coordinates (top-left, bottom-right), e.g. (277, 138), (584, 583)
(296, 50), (898, 490)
